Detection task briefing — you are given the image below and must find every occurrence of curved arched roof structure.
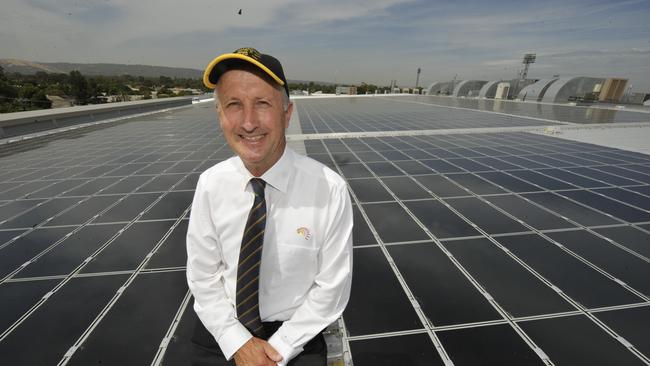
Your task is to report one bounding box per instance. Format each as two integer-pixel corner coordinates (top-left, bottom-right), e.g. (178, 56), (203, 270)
(541, 77), (605, 103)
(517, 79), (559, 102)
(427, 81), (455, 95)
(478, 81), (500, 98)
(452, 80), (488, 97)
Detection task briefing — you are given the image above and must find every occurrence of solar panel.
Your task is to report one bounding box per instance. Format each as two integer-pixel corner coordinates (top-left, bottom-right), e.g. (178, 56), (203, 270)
(0, 96), (649, 365)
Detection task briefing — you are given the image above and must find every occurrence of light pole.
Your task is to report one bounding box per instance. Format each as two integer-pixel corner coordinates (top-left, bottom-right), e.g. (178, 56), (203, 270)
(514, 53), (536, 98)
(521, 53), (536, 80)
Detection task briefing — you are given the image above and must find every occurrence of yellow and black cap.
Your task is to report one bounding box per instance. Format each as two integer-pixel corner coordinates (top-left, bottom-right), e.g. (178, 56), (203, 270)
(203, 47), (289, 96)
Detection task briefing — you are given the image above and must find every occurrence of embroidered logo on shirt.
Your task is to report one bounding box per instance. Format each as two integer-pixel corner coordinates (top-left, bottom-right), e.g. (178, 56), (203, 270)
(296, 227), (312, 240)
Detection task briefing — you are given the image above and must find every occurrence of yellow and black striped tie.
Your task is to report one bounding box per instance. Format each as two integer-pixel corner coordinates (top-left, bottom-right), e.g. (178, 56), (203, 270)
(236, 178), (267, 338)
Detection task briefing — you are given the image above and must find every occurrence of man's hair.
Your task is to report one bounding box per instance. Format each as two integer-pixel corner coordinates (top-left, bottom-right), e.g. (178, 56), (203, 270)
(214, 61), (290, 111)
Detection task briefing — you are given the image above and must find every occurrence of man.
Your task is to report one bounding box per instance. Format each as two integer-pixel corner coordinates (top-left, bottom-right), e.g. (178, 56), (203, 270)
(186, 47), (353, 366)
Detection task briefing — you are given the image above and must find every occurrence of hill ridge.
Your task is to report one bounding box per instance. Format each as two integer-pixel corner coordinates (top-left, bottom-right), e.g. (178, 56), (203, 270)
(0, 59), (203, 79)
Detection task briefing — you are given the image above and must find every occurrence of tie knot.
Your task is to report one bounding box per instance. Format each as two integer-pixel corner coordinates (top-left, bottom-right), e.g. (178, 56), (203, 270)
(250, 178), (266, 197)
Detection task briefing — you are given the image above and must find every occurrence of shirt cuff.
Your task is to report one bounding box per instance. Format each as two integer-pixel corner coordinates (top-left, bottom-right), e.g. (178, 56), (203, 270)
(217, 322), (253, 360)
(268, 331), (303, 366)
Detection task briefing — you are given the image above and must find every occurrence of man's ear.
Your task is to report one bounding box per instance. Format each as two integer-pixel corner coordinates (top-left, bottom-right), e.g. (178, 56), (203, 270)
(216, 106), (225, 129)
(284, 101), (294, 129)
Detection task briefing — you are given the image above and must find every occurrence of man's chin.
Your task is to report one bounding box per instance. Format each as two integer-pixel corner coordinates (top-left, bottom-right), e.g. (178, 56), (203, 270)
(238, 151), (266, 165)
(237, 143), (264, 155)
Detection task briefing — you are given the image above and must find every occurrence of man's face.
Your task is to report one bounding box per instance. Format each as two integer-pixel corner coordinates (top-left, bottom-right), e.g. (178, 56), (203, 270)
(216, 69), (293, 176)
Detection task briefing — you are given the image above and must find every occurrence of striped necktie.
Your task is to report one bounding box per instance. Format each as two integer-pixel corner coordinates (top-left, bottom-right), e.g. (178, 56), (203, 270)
(236, 178), (267, 338)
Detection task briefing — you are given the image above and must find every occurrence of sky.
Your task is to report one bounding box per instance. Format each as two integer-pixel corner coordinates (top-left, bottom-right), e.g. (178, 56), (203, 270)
(2, 0), (650, 90)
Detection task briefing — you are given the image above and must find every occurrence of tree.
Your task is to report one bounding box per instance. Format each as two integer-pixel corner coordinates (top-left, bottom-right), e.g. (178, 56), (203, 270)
(13, 83), (50, 110)
(159, 75), (173, 88)
(141, 86), (152, 99)
(69, 70), (89, 105)
(1, 70), (207, 112)
(0, 83), (18, 101)
(156, 87), (174, 98)
(34, 71), (50, 85)
(358, 82), (379, 94)
(87, 79), (100, 103)
(0, 69), (21, 112)
(30, 90), (52, 109)
(44, 84), (65, 96)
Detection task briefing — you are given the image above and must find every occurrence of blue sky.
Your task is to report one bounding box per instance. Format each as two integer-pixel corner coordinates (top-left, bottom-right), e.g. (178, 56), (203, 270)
(2, 0), (649, 90)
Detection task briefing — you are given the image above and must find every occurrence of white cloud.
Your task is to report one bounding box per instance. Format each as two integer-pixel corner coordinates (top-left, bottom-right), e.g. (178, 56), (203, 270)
(482, 59), (521, 67)
(283, 0), (411, 25)
(1, 0), (413, 62)
(1, 0), (649, 90)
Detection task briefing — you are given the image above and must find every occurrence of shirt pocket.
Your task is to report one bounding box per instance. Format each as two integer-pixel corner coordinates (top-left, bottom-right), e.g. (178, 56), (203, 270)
(272, 243), (319, 288)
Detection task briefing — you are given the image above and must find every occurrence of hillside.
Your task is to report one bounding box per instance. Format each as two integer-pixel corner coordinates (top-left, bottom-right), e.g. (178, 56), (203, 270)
(0, 59), (340, 85)
(0, 59), (203, 79)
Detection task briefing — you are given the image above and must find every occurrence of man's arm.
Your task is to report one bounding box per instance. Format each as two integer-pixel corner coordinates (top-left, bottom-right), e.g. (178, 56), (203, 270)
(186, 173), (254, 360)
(268, 182), (354, 365)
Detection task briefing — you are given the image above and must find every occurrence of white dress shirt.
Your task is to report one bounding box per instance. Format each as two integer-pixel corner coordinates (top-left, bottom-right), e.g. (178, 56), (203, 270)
(186, 146), (353, 365)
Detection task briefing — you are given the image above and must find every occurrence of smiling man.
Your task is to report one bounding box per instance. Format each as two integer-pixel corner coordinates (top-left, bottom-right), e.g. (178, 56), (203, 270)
(186, 48), (353, 366)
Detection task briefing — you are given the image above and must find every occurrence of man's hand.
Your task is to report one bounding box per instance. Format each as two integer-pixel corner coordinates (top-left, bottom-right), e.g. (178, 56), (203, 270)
(234, 337), (283, 366)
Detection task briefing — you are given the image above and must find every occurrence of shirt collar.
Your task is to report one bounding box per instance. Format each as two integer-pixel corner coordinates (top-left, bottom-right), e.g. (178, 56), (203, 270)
(235, 146), (293, 194)
(261, 146), (292, 194)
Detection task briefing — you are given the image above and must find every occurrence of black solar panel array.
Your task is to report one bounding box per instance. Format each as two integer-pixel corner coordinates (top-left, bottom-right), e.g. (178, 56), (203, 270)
(297, 98), (564, 134)
(302, 133), (650, 365)
(297, 97), (650, 134)
(0, 107), (223, 365)
(0, 97), (649, 365)
(404, 95), (650, 124)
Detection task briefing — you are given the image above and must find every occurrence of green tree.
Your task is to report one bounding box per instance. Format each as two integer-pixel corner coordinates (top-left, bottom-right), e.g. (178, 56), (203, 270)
(156, 87), (174, 98)
(44, 84), (65, 96)
(14, 83), (50, 110)
(29, 90), (52, 109)
(358, 82), (378, 94)
(69, 70), (89, 105)
(141, 86), (152, 99)
(0, 66), (19, 107)
(87, 79), (101, 103)
(159, 75), (173, 88)
(34, 71), (50, 85)
(0, 66), (21, 112)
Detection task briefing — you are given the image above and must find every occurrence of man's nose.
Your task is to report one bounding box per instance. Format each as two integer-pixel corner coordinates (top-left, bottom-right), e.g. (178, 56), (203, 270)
(241, 103), (259, 131)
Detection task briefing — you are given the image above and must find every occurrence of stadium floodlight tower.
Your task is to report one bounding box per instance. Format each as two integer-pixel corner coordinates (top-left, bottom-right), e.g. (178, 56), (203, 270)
(520, 53), (536, 80)
(511, 53), (536, 99)
(415, 68), (421, 90)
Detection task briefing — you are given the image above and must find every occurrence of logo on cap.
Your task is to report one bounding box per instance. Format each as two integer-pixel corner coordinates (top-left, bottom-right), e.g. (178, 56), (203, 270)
(234, 47), (262, 61)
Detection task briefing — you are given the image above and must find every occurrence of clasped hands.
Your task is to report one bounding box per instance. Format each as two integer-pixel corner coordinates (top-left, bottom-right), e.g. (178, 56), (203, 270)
(234, 337), (283, 366)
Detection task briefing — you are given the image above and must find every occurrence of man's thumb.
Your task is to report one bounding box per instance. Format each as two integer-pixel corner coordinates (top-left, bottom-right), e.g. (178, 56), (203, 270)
(263, 342), (283, 362)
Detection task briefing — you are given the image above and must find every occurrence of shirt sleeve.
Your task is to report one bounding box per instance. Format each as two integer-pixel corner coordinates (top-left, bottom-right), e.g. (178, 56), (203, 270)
(268, 181), (354, 365)
(186, 173), (252, 360)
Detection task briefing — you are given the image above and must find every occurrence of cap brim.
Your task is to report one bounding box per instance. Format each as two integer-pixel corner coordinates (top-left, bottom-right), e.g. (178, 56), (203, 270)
(203, 53), (286, 89)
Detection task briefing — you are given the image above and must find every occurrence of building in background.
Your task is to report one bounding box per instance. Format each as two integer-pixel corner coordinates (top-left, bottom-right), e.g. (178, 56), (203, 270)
(335, 86), (357, 95)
